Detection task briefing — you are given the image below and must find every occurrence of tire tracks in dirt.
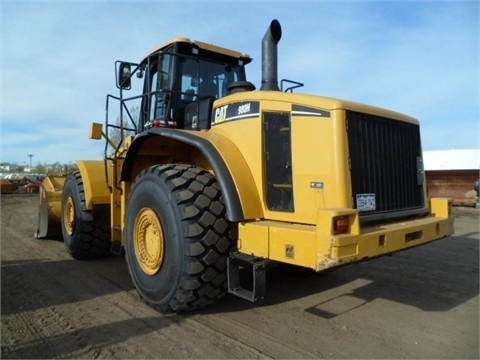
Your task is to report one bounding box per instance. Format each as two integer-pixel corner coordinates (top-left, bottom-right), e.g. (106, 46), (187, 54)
(2, 193), (478, 359)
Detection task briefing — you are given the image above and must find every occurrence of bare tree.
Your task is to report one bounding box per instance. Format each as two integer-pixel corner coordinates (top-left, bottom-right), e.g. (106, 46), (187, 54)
(108, 105), (140, 150)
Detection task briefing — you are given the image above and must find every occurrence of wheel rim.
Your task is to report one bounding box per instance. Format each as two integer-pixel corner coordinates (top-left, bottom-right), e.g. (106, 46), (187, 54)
(134, 207), (165, 275)
(64, 196), (75, 235)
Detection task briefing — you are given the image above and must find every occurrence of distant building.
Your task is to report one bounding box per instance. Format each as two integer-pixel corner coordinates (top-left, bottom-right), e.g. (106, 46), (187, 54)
(0, 164), (13, 172)
(423, 149), (479, 206)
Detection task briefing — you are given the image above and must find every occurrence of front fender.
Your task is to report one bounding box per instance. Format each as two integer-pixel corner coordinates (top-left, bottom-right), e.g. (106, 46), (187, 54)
(76, 160), (111, 210)
(121, 129), (262, 222)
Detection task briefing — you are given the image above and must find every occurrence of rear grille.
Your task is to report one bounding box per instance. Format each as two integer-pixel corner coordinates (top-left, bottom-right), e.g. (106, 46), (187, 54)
(346, 110), (426, 222)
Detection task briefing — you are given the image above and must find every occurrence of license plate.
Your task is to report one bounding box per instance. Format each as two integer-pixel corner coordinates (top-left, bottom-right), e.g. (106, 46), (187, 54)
(356, 193), (376, 211)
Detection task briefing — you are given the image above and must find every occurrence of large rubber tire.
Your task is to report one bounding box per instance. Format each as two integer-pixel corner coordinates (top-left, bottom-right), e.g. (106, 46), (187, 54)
(61, 171), (111, 259)
(124, 164), (236, 313)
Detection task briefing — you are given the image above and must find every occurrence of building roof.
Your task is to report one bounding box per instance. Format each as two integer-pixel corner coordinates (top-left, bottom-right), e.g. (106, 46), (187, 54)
(423, 149), (480, 171)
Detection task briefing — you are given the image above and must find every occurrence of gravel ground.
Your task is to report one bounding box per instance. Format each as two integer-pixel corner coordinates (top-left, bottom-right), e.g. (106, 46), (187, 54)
(1, 193), (478, 359)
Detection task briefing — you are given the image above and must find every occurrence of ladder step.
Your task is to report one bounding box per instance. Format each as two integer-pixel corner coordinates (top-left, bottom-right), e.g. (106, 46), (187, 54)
(227, 252), (267, 302)
(110, 241), (124, 256)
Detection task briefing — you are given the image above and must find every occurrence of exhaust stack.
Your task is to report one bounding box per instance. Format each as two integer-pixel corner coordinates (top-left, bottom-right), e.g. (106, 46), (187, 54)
(260, 19), (282, 91)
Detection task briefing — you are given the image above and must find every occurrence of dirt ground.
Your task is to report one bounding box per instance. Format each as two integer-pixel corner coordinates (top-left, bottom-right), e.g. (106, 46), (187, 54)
(1, 193), (478, 359)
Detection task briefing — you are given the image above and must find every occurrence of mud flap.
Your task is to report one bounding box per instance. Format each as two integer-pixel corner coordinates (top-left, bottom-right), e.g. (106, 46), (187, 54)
(227, 252), (267, 302)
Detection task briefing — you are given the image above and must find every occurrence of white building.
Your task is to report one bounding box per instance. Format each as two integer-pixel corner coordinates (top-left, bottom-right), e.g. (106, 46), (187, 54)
(423, 149), (480, 171)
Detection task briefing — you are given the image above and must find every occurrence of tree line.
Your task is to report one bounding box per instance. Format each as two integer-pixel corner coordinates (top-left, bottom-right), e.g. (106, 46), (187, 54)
(1, 162), (78, 176)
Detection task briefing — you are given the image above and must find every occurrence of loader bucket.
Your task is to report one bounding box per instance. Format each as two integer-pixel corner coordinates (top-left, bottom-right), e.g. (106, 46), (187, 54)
(35, 175), (66, 239)
(0, 179), (18, 194)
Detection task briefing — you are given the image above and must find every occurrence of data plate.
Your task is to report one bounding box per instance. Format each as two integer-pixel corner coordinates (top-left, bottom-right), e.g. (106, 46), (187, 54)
(356, 193), (376, 211)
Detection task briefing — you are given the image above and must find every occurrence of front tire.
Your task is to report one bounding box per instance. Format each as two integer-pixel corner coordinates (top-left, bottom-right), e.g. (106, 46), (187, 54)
(125, 164), (236, 313)
(61, 171), (111, 259)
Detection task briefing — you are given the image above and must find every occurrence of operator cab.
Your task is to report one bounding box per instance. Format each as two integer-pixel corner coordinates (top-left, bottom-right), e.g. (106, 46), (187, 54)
(125, 38), (252, 132)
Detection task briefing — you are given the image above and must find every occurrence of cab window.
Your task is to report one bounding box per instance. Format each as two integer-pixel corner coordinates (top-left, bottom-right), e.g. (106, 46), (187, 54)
(147, 54), (173, 125)
(180, 59), (244, 101)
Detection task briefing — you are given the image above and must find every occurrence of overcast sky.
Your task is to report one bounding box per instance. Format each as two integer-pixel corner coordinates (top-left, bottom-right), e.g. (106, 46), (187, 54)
(1, 0), (479, 166)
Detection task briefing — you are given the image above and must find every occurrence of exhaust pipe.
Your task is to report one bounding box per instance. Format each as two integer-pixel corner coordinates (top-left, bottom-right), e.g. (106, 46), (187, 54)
(260, 19), (282, 91)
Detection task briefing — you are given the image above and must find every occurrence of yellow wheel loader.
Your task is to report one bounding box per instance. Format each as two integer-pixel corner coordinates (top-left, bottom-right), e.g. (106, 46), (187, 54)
(37, 19), (453, 313)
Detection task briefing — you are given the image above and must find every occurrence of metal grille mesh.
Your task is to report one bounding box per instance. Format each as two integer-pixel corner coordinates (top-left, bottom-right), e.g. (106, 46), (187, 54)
(346, 110), (425, 218)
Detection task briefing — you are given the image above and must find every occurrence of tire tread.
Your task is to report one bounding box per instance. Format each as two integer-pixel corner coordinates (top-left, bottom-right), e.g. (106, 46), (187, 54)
(63, 171), (111, 260)
(131, 164), (236, 313)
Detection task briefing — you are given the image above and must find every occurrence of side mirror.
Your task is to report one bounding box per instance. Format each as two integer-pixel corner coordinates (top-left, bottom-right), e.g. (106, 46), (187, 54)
(117, 62), (132, 89)
(136, 65), (145, 79)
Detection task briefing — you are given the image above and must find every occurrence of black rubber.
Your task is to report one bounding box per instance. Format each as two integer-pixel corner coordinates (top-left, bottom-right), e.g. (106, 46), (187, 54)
(61, 171), (111, 259)
(124, 164), (236, 313)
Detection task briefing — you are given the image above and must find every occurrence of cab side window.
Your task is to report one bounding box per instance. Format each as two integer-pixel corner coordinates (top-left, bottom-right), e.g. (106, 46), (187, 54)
(148, 54), (173, 124)
(181, 58), (198, 103)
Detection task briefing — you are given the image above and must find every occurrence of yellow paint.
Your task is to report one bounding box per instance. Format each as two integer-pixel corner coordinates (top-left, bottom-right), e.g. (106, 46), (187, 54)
(238, 201), (452, 271)
(89, 123), (103, 140)
(238, 222), (270, 258)
(269, 223), (317, 268)
(76, 160), (112, 209)
(430, 197), (452, 218)
(134, 207), (165, 275)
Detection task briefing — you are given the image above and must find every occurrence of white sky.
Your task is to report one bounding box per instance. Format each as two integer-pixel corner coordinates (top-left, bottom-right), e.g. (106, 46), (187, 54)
(1, 0), (479, 166)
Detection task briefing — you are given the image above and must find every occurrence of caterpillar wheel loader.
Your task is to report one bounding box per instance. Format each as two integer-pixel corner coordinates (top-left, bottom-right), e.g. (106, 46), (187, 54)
(36, 19), (453, 313)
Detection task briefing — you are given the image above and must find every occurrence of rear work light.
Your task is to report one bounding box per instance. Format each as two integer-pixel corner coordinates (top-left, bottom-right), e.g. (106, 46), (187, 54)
(333, 216), (350, 235)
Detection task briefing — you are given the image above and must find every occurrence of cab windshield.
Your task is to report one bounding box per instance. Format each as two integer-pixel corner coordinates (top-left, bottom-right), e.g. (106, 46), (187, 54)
(144, 51), (246, 129)
(180, 58), (245, 101)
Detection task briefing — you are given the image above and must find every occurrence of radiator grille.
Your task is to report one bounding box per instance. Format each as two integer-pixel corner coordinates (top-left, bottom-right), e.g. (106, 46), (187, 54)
(346, 110), (426, 221)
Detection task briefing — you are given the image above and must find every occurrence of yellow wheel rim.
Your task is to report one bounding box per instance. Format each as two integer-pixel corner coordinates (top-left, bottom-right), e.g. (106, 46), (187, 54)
(134, 208), (165, 275)
(64, 196), (75, 236)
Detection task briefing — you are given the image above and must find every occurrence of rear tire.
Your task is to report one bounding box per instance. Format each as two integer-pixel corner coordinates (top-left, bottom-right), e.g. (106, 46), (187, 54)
(124, 164), (236, 313)
(61, 171), (111, 259)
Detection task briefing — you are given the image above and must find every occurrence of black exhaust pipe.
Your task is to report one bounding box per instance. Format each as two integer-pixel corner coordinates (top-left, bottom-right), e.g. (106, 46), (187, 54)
(260, 19), (282, 91)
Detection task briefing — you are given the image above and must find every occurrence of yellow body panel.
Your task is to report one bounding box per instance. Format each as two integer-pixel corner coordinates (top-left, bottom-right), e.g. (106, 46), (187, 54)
(143, 37), (251, 64)
(40, 176), (66, 223)
(207, 90), (424, 225)
(89, 123), (103, 140)
(188, 130), (264, 219)
(238, 198), (452, 271)
(208, 91), (376, 223)
(76, 160), (112, 209)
